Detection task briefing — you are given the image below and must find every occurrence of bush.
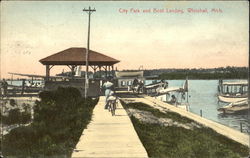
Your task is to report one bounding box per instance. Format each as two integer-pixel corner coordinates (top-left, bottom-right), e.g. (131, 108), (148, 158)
(2, 87), (98, 157)
(2, 109), (31, 125)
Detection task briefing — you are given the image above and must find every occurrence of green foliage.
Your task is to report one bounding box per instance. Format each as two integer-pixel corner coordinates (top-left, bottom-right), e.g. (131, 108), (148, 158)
(2, 87), (98, 157)
(159, 70), (248, 80)
(1, 109), (31, 125)
(142, 66), (248, 80)
(122, 101), (249, 158)
(8, 109), (21, 125)
(9, 99), (16, 107)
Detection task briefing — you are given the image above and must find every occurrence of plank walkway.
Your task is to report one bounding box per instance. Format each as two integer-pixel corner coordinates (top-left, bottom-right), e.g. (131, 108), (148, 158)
(71, 96), (148, 158)
(119, 93), (249, 147)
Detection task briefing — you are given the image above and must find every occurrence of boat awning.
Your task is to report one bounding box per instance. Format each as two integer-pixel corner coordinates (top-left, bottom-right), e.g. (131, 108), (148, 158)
(115, 71), (144, 78)
(222, 81), (248, 86)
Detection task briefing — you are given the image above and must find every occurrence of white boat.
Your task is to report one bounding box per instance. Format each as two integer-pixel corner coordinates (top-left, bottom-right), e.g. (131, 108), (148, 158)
(217, 80), (249, 113)
(218, 95), (247, 103)
(144, 81), (165, 89)
(217, 80), (248, 103)
(156, 79), (188, 95)
(157, 87), (181, 94)
(218, 99), (249, 114)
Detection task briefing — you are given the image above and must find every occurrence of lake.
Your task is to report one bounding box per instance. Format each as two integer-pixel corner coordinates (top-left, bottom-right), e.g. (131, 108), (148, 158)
(146, 79), (249, 134)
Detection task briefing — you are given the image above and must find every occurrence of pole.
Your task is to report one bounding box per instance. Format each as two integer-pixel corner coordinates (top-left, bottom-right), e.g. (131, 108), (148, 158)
(240, 122), (243, 133)
(83, 7), (96, 98)
(0, 95), (3, 157)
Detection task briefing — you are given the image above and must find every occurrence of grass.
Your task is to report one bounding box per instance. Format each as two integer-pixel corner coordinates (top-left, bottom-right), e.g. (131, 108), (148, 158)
(121, 101), (249, 158)
(122, 101), (194, 124)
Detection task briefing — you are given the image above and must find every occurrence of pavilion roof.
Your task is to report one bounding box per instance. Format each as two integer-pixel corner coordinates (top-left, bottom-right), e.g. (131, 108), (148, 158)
(39, 47), (120, 66)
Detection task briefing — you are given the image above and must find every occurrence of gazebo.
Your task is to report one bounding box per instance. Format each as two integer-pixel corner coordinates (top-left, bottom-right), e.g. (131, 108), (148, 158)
(39, 47), (120, 97)
(39, 47), (120, 80)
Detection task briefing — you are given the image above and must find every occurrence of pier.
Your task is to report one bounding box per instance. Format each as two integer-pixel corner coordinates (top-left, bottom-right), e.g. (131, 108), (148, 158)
(118, 92), (249, 147)
(71, 92), (248, 157)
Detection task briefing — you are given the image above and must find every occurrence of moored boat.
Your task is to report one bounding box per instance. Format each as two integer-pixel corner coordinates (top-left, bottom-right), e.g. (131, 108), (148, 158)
(217, 80), (248, 103)
(218, 99), (249, 114)
(217, 80), (249, 113)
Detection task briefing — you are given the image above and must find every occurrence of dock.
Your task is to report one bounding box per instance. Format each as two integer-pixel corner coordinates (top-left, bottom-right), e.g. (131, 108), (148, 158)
(71, 92), (249, 157)
(71, 96), (148, 158)
(118, 92), (249, 147)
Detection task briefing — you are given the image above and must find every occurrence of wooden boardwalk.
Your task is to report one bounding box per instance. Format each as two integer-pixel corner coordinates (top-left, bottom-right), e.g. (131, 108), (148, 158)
(71, 96), (148, 158)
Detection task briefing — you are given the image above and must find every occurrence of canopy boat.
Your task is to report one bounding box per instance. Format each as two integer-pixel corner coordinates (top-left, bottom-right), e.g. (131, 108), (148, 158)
(217, 80), (249, 114)
(217, 80), (248, 103)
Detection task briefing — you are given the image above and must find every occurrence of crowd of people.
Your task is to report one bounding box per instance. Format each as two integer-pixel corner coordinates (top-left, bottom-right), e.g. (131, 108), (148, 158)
(130, 78), (144, 94)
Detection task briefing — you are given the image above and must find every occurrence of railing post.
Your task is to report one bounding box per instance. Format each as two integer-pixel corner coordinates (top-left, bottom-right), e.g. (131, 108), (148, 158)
(240, 122), (243, 132)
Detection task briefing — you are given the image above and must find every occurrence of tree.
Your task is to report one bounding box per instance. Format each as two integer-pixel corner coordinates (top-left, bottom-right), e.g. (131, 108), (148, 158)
(8, 109), (21, 125)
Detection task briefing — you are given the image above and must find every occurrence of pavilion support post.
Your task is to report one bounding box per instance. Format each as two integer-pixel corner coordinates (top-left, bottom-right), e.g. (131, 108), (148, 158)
(112, 65), (114, 77)
(98, 66), (102, 78)
(93, 66), (97, 78)
(90, 65), (98, 76)
(46, 65), (50, 81)
(70, 65), (76, 79)
(108, 66), (110, 78)
(105, 66), (107, 78)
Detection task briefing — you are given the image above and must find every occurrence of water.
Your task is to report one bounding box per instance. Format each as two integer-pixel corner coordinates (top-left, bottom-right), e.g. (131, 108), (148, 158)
(145, 80), (249, 133)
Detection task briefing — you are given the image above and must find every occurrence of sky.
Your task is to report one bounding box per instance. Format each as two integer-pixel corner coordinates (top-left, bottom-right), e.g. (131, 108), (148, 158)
(0, 1), (249, 78)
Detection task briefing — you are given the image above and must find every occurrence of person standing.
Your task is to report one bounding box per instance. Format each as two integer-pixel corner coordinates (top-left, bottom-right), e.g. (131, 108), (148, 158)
(132, 78), (139, 93)
(2, 79), (8, 97)
(138, 80), (144, 94)
(170, 95), (177, 104)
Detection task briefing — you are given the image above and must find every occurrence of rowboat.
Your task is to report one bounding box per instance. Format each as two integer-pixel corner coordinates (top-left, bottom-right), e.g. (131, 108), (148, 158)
(218, 99), (248, 114)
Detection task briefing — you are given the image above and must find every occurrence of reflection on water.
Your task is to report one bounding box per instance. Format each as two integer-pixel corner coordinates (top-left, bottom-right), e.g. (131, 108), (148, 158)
(146, 79), (249, 133)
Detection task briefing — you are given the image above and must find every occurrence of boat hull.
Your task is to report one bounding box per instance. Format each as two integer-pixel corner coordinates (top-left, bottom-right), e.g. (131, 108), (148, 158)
(218, 100), (249, 114)
(218, 95), (247, 103)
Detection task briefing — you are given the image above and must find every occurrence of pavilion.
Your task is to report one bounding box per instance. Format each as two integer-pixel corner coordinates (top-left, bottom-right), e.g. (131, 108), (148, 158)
(39, 47), (120, 96)
(40, 47), (120, 80)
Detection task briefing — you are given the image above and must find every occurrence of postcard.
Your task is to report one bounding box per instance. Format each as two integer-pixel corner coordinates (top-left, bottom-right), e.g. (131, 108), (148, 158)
(0, 1), (249, 158)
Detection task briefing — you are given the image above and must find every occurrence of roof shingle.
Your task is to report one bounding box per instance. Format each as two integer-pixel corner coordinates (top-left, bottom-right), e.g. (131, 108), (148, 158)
(39, 47), (120, 66)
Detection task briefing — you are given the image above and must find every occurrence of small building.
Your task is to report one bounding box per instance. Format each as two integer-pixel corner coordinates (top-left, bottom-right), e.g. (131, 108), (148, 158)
(114, 71), (145, 90)
(39, 47), (120, 97)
